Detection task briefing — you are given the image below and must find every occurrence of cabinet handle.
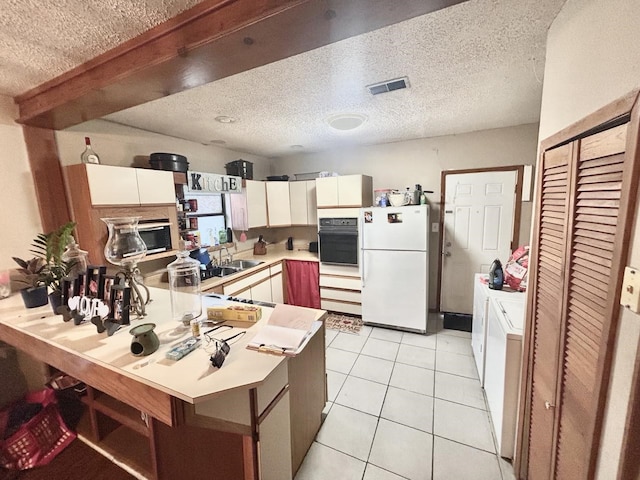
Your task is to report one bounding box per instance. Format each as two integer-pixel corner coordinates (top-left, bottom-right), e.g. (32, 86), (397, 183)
(545, 401), (555, 410)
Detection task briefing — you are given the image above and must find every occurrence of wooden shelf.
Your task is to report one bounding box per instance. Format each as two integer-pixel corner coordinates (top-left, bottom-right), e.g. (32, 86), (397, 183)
(82, 390), (150, 437)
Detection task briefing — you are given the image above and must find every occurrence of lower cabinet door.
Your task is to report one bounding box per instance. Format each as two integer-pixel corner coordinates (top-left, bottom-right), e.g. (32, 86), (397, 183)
(260, 391), (292, 480)
(251, 278), (273, 303)
(271, 272), (284, 304)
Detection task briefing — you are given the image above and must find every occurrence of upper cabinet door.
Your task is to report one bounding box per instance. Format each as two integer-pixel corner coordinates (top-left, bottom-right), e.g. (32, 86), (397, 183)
(245, 180), (268, 228)
(306, 180), (317, 225)
(266, 181), (292, 226)
(289, 181), (308, 225)
(86, 164), (139, 205)
(316, 177), (338, 207)
(136, 169), (175, 204)
(338, 175), (364, 207)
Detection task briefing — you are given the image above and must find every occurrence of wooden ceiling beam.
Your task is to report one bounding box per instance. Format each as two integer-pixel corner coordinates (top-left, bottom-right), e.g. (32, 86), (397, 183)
(14, 0), (465, 130)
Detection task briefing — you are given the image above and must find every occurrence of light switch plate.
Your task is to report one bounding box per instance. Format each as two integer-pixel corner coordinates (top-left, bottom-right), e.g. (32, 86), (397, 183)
(620, 266), (640, 314)
(431, 222), (439, 233)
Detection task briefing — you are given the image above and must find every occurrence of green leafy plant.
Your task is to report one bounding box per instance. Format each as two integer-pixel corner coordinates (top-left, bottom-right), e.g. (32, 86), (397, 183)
(30, 222), (77, 294)
(11, 257), (46, 290)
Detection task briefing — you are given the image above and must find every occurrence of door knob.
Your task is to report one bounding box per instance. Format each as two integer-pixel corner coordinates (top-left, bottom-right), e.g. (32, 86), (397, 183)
(445, 242), (452, 247)
(443, 251), (451, 257)
(544, 401), (555, 410)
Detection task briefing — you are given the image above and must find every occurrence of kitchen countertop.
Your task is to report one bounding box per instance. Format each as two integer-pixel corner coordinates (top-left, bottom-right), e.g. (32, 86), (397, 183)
(0, 287), (325, 405)
(146, 243), (319, 291)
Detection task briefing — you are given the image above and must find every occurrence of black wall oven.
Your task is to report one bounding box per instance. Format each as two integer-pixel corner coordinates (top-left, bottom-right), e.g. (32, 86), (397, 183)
(318, 218), (358, 266)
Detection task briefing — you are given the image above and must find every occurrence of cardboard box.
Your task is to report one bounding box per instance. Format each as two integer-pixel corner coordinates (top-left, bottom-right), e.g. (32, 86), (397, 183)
(207, 305), (262, 324)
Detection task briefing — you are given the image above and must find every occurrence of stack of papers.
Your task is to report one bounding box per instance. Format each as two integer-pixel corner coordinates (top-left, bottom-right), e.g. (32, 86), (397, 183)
(247, 304), (320, 356)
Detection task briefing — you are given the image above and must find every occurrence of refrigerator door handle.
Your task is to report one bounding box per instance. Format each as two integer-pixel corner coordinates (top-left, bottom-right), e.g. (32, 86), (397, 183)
(361, 221), (365, 288)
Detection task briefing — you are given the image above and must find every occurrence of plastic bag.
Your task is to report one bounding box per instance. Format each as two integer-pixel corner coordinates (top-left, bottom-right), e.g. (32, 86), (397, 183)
(504, 246), (529, 291)
(0, 388), (76, 470)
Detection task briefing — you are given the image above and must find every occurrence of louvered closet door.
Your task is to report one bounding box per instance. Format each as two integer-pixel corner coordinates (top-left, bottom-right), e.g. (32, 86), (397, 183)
(527, 143), (573, 480)
(554, 124), (628, 479)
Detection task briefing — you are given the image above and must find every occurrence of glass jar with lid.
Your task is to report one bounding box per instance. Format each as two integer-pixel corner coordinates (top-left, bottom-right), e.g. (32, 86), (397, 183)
(62, 236), (88, 279)
(167, 246), (202, 326)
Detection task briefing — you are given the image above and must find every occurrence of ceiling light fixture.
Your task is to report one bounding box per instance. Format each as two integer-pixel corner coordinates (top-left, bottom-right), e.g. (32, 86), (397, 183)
(326, 113), (368, 131)
(209, 139), (227, 145)
(215, 115), (237, 124)
(290, 144), (304, 150)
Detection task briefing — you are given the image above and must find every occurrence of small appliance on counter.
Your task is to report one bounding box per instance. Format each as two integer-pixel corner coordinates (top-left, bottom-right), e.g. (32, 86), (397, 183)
(286, 237), (294, 250)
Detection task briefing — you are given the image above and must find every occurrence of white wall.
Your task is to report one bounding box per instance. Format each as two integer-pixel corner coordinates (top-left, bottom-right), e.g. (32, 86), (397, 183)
(539, 0), (640, 478)
(0, 95), (42, 270)
(55, 119), (272, 179)
(274, 124), (539, 308)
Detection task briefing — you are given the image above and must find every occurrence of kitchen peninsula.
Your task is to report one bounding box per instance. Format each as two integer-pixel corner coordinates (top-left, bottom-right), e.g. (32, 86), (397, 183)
(0, 287), (327, 480)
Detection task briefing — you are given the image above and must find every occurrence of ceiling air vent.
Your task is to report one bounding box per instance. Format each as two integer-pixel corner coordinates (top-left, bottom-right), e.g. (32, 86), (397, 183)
(366, 77), (410, 95)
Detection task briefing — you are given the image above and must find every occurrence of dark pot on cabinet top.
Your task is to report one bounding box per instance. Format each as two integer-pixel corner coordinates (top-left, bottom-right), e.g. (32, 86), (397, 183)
(20, 286), (48, 309)
(149, 153), (189, 173)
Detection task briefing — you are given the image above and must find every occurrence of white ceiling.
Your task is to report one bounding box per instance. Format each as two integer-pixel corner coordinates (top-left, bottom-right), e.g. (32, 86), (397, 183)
(2, 0), (566, 158)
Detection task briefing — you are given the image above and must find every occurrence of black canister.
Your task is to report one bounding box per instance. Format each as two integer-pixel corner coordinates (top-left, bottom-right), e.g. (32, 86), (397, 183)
(488, 259), (504, 290)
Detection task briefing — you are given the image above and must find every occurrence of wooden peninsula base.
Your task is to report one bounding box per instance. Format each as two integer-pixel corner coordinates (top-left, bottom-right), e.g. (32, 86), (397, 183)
(0, 289), (327, 479)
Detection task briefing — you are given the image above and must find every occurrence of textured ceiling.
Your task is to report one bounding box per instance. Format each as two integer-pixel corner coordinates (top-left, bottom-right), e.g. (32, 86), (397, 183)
(103, 0), (566, 158)
(0, 0), (202, 96)
(2, 0), (566, 158)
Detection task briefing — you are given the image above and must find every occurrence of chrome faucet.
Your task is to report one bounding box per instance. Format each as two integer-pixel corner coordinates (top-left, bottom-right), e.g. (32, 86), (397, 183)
(219, 246), (233, 265)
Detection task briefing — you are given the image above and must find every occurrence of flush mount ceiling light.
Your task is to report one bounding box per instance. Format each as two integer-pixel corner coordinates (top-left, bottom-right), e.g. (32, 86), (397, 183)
(290, 144), (304, 150)
(215, 115), (237, 124)
(209, 139), (227, 145)
(326, 113), (368, 131)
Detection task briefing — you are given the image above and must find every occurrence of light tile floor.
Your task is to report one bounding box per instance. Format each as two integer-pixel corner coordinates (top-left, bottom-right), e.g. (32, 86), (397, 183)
(295, 314), (516, 480)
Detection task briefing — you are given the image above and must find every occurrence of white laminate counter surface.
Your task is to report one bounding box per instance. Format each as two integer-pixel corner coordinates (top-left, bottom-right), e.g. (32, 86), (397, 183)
(0, 287), (325, 405)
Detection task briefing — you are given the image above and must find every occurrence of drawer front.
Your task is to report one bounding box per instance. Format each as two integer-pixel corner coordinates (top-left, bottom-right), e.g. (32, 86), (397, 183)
(320, 287), (361, 304)
(321, 299), (362, 316)
(319, 275), (361, 291)
(319, 263), (360, 277)
(223, 267), (270, 296)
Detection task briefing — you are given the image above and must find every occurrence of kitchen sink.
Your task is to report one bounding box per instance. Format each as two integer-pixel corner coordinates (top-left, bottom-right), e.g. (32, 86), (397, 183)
(212, 266), (241, 277)
(226, 260), (264, 270)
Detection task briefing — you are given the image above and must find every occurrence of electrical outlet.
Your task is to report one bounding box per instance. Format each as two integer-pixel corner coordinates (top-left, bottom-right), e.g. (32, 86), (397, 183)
(620, 266), (640, 314)
(431, 223), (439, 233)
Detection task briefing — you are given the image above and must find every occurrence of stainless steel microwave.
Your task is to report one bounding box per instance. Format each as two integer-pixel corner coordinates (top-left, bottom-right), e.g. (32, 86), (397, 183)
(138, 219), (172, 255)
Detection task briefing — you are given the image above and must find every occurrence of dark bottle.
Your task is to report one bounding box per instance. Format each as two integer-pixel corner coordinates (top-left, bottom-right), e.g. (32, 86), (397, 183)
(488, 259), (504, 290)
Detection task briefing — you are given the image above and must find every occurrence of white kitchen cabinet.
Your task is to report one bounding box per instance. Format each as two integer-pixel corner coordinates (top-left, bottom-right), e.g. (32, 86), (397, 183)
(289, 180), (317, 226)
(484, 296), (525, 459)
(85, 164), (139, 205)
(270, 263), (284, 304)
(266, 181), (292, 227)
(222, 266), (273, 303)
(136, 168), (175, 204)
(315, 175), (373, 208)
(319, 263), (361, 315)
(230, 180), (268, 230)
(84, 164), (175, 206)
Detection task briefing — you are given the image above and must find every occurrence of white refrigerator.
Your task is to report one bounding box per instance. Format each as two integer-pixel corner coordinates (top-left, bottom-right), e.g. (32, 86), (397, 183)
(360, 205), (429, 333)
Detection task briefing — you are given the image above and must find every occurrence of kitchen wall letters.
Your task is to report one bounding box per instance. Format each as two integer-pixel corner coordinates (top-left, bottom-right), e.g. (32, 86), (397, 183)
(187, 171), (242, 194)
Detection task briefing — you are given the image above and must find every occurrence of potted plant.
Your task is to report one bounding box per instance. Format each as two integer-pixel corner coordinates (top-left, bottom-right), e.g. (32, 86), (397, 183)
(11, 257), (48, 308)
(30, 222), (77, 312)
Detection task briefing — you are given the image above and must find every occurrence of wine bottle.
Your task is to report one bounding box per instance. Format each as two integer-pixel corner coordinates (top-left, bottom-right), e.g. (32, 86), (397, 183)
(81, 137), (100, 164)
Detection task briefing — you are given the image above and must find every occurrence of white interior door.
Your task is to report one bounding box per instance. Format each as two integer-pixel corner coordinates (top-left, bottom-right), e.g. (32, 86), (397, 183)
(440, 170), (517, 314)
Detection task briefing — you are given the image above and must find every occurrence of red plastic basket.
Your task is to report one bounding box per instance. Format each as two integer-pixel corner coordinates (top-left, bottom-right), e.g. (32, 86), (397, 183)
(0, 388), (76, 470)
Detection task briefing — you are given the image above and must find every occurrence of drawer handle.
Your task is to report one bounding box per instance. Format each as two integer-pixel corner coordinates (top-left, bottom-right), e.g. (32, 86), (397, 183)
(545, 401), (555, 410)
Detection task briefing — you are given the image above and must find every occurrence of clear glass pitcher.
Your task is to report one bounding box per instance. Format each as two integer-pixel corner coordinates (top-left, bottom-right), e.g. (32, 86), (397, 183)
(102, 217), (147, 267)
(167, 249), (202, 325)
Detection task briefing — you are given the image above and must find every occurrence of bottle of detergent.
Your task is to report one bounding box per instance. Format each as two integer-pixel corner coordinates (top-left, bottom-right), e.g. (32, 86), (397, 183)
(488, 259), (504, 290)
